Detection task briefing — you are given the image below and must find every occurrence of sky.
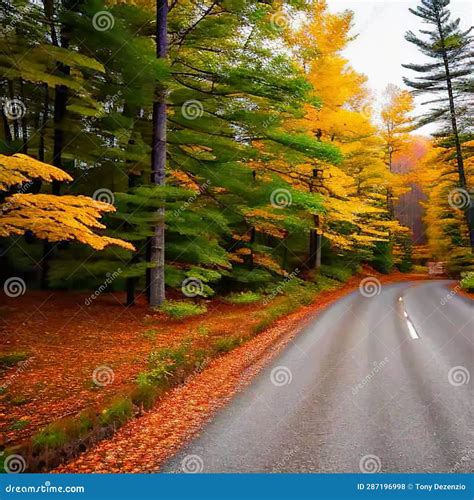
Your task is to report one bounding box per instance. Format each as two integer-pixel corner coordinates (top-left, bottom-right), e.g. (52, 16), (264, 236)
(326, 0), (473, 135)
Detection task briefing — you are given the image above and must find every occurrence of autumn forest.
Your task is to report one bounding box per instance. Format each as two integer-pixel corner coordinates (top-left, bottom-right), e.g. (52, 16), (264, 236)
(0, 0), (473, 477)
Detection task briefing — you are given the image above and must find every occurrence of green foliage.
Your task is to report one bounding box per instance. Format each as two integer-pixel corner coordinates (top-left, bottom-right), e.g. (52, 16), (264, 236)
(224, 291), (262, 304)
(99, 398), (133, 426)
(460, 272), (474, 291)
(213, 336), (243, 353)
(0, 351), (29, 369)
(143, 329), (159, 340)
(320, 264), (353, 283)
(156, 301), (207, 319)
(9, 419), (30, 431)
(370, 242), (394, 274)
(33, 424), (67, 449)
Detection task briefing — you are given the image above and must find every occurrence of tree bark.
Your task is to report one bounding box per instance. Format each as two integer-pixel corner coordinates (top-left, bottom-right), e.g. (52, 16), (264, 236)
(149, 0), (168, 306)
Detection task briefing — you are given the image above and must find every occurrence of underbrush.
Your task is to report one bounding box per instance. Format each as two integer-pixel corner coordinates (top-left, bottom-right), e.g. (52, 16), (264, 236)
(156, 300), (207, 319)
(320, 264), (353, 283)
(223, 291), (262, 305)
(460, 272), (474, 292)
(0, 351), (30, 369)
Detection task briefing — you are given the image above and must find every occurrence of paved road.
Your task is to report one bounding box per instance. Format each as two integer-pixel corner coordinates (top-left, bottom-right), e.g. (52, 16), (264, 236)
(162, 281), (473, 473)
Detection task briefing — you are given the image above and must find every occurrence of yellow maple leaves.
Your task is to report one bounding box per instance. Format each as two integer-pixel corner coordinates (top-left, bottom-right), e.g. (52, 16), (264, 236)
(0, 154), (134, 251)
(0, 153), (73, 190)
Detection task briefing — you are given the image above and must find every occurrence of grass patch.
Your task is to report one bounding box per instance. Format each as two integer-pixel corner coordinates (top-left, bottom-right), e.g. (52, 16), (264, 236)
(142, 328), (159, 340)
(224, 291), (262, 305)
(99, 397), (133, 426)
(33, 423), (67, 449)
(156, 300), (207, 319)
(460, 272), (474, 292)
(0, 351), (29, 369)
(8, 394), (31, 406)
(320, 264), (353, 283)
(9, 418), (30, 431)
(213, 335), (243, 353)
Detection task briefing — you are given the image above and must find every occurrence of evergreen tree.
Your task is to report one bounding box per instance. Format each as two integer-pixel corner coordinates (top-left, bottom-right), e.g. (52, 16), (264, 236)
(403, 0), (473, 248)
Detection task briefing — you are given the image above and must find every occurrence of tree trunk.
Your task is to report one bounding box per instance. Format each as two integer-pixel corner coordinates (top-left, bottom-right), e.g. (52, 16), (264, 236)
(41, 13), (70, 289)
(7, 80), (19, 142)
(38, 84), (49, 161)
(149, 0), (168, 307)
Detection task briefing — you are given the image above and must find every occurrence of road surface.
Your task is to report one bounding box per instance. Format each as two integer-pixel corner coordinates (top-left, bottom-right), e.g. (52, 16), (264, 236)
(162, 280), (473, 473)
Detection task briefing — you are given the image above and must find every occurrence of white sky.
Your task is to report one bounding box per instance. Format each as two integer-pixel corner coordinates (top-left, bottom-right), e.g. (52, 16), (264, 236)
(326, 0), (474, 135)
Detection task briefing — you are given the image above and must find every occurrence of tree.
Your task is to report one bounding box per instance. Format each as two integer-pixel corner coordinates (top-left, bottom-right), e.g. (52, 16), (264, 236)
(149, 0), (168, 307)
(380, 84), (414, 172)
(403, 0), (474, 248)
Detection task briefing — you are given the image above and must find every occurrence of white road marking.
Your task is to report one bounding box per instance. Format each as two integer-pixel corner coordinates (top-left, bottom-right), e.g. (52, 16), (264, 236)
(399, 296), (420, 340)
(406, 319), (420, 340)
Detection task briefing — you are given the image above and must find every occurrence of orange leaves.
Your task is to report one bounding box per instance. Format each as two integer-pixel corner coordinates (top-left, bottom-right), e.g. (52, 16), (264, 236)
(0, 153), (73, 190)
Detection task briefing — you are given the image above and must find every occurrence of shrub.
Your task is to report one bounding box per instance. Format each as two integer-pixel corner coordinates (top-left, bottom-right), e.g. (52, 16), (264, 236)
(156, 300), (207, 319)
(0, 351), (29, 369)
(320, 264), (353, 283)
(9, 419), (30, 431)
(460, 272), (474, 292)
(32, 424), (67, 449)
(224, 291), (262, 305)
(213, 336), (243, 353)
(99, 397), (133, 426)
(143, 329), (159, 340)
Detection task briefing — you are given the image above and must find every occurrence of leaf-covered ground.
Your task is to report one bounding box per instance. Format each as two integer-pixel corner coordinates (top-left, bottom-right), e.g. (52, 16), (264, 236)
(52, 272), (429, 473)
(0, 291), (273, 446)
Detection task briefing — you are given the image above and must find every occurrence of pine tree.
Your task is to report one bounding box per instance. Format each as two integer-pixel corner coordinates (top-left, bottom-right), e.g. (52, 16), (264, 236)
(403, 0), (473, 248)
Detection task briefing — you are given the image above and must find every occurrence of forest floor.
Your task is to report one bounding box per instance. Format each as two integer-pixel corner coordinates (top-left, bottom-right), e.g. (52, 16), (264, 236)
(0, 269), (444, 470)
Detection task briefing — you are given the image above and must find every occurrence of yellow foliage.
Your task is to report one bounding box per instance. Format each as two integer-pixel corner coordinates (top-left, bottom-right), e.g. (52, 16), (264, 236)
(0, 153), (73, 190)
(0, 194), (135, 251)
(0, 154), (134, 251)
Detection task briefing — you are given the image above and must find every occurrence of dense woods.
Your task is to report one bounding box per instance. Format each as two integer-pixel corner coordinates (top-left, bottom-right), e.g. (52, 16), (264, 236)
(1, 0), (472, 305)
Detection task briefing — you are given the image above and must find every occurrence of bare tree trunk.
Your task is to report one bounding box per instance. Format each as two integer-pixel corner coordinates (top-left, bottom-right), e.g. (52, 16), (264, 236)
(149, 0), (168, 307)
